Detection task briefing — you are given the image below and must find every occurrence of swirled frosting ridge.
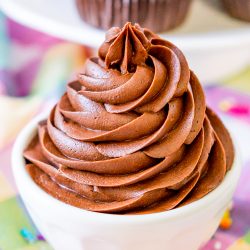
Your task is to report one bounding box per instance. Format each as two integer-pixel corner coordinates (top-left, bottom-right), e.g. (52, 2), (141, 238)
(24, 23), (234, 214)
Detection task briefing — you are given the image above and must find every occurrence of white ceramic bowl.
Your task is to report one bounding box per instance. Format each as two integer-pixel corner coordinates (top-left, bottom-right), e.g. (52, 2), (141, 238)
(12, 112), (241, 250)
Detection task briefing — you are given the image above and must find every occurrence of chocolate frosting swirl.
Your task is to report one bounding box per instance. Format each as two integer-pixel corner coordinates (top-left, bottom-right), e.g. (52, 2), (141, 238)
(24, 23), (234, 214)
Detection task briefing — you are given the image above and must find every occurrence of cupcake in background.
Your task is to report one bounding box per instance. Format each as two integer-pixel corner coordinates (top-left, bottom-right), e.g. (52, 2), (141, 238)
(221, 0), (250, 22)
(75, 0), (193, 33)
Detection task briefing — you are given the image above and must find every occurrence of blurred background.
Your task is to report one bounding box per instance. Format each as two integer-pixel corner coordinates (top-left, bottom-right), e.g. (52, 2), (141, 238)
(0, 0), (250, 249)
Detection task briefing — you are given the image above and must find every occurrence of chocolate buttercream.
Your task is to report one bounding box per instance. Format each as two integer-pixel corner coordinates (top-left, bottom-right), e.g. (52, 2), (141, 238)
(23, 23), (234, 214)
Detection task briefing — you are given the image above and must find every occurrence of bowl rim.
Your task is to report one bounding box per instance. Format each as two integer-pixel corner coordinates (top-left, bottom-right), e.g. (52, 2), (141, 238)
(12, 111), (241, 225)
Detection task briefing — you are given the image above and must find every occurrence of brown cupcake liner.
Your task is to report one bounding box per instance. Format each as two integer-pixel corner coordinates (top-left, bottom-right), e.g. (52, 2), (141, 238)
(222, 0), (250, 22)
(75, 0), (193, 33)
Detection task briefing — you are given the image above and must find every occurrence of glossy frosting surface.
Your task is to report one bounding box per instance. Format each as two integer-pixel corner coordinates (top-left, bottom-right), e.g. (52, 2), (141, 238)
(24, 23), (234, 214)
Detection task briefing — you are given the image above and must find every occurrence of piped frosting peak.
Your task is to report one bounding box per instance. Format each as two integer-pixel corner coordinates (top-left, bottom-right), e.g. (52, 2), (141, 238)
(23, 22), (234, 215)
(99, 22), (151, 74)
